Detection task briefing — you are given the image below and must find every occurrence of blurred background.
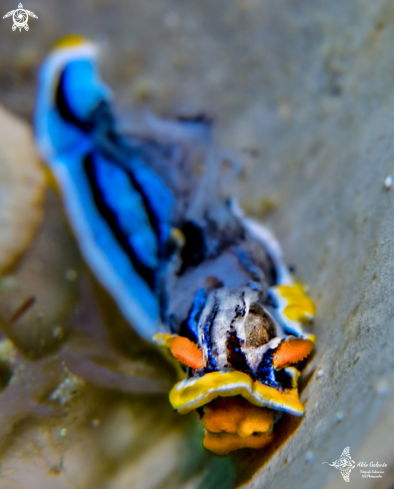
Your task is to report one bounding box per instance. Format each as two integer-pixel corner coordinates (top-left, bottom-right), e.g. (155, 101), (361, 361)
(1, 1), (394, 488)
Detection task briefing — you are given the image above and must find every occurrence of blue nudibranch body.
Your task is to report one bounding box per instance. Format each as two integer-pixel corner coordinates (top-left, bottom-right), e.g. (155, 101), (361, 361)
(35, 35), (316, 455)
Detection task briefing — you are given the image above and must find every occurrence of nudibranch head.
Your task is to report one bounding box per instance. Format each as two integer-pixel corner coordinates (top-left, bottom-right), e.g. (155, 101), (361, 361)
(155, 283), (315, 455)
(169, 369), (304, 416)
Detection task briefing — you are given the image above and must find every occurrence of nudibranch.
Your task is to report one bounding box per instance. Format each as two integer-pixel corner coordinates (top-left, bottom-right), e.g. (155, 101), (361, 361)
(35, 36), (316, 455)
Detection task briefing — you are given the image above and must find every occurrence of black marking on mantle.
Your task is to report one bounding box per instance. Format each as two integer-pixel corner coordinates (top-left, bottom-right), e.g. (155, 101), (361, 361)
(201, 297), (219, 371)
(256, 350), (293, 390)
(226, 329), (253, 377)
(83, 153), (156, 289)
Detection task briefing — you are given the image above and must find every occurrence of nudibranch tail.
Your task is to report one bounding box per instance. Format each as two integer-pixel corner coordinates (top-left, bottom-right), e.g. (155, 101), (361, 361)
(35, 36), (174, 340)
(52, 34), (91, 50)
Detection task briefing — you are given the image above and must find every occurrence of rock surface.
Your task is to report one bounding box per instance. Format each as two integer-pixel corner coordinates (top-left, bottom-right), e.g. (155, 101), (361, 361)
(1, 1), (394, 488)
(0, 105), (45, 272)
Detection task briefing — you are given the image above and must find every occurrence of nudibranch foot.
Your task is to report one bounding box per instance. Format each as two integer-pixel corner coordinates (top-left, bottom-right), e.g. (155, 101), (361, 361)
(201, 396), (275, 455)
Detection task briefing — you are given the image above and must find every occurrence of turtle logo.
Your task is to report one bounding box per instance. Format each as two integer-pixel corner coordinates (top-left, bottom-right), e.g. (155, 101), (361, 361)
(323, 447), (356, 482)
(3, 3), (38, 32)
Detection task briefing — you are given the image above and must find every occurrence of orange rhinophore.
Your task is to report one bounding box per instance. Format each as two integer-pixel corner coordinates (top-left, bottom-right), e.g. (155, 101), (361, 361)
(273, 337), (314, 369)
(170, 336), (204, 370)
